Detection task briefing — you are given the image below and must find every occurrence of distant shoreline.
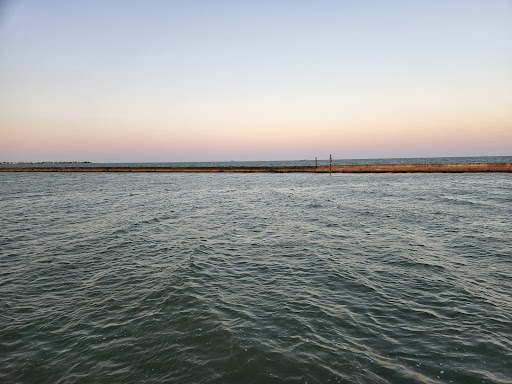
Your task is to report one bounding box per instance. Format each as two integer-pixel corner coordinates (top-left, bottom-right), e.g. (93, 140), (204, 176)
(0, 161), (91, 165)
(1, 163), (510, 173)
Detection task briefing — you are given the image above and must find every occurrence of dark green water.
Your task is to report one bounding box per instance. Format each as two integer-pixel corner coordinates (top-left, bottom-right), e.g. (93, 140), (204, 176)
(1, 172), (511, 383)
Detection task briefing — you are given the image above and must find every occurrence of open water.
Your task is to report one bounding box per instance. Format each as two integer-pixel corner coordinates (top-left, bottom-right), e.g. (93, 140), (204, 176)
(2, 155), (511, 168)
(1, 169), (511, 383)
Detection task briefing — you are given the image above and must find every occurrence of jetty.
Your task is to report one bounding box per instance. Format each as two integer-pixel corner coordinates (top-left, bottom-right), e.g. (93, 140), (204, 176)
(0, 163), (510, 173)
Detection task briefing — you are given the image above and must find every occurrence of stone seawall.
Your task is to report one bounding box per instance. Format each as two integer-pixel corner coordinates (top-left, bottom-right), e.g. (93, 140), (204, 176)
(1, 163), (511, 173)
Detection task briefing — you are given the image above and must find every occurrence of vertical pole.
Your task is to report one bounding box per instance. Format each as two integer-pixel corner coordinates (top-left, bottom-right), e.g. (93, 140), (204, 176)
(315, 157), (317, 169)
(330, 154), (332, 174)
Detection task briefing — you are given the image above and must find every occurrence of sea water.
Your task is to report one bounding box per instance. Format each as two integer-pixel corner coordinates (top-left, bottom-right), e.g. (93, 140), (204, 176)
(2, 155), (511, 168)
(1, 169), (511, 383)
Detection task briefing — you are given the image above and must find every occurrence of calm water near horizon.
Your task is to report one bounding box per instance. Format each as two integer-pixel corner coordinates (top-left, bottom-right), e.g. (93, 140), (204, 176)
(1, 168), (511, 383)
(2, 155), (511, 168)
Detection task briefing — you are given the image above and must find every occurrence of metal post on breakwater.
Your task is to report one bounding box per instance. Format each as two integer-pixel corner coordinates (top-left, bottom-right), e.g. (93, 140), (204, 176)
(329, 154), (332, 174)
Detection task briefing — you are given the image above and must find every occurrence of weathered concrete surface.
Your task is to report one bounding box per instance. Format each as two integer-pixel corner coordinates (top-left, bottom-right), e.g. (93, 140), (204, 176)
(0, 163), (510, 173)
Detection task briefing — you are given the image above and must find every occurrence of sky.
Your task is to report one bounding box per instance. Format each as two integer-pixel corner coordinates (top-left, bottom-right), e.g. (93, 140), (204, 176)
(1, 0), (511, 162)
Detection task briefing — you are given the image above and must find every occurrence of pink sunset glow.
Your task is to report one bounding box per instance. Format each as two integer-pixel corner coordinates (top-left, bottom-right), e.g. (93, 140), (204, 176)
(1, 1), (511, 161)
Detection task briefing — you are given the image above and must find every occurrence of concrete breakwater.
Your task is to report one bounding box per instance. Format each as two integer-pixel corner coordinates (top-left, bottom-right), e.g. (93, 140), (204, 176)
(1, 163), (511, 173)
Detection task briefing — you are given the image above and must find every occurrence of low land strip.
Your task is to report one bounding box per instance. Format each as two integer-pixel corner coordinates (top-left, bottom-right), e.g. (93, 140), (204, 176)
(0, 163), (511, 173)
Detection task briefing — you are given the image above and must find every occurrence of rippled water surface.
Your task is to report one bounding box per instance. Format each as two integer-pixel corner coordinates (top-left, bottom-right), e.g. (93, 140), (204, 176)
(1, 172), (511, 383)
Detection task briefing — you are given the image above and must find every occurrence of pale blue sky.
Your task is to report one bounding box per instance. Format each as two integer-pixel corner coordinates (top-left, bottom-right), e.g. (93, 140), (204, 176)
(1, 1), (511, 161)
